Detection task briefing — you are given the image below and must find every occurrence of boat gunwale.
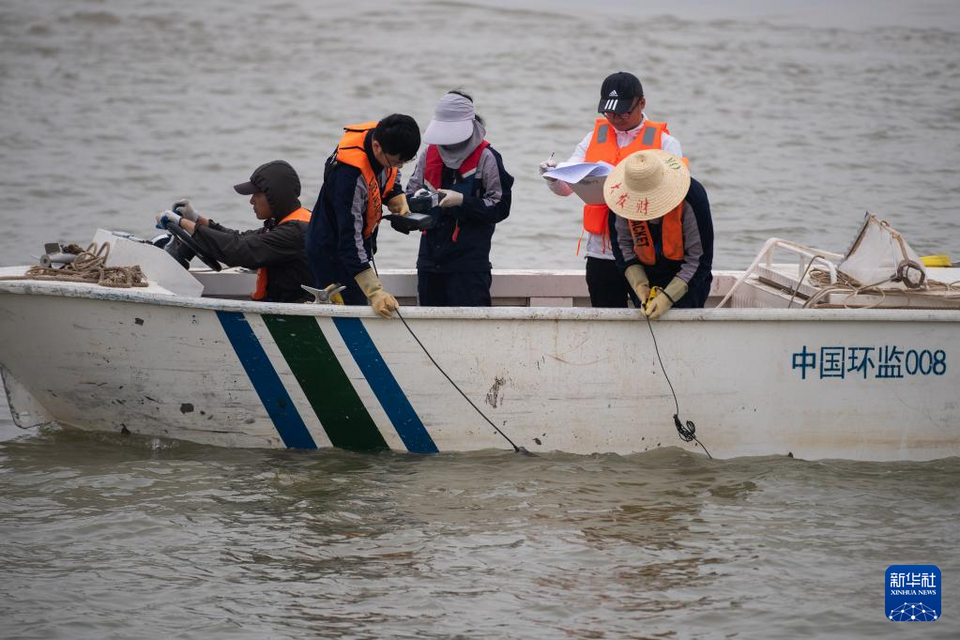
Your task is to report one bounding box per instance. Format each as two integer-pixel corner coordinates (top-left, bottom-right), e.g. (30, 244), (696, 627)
(1, 277), (958, 323)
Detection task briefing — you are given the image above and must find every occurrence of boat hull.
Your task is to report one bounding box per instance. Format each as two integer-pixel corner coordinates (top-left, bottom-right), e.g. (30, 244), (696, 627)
(1, 281), (957, 460)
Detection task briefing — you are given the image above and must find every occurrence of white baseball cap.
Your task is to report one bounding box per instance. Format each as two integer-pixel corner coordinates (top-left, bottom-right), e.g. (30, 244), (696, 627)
(422, 93), (476, 145)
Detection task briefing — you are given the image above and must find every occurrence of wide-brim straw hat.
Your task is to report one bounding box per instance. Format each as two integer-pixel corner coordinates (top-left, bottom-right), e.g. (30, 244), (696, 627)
(603, 149), (690, 221)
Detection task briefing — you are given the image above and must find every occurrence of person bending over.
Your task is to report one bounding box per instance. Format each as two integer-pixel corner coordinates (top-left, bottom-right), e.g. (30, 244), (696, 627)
(607, 150), (713, 318)
(305, 114), (421, 318)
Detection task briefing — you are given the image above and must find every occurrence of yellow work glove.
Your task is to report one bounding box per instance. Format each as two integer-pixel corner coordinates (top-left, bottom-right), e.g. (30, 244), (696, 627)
(644, 277), (688, 320)
(386, 193), (410, 216)
(355, 268), (399, 319)
(624, 264), (651, 307)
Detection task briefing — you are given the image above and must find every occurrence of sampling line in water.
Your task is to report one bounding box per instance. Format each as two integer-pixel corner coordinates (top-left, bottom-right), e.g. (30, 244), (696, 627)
(394, 307), (533, 456)
(643, 313), (713, 459)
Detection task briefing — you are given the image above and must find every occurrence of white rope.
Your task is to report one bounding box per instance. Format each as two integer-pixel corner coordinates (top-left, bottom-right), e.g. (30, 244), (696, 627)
(804, 267), (960, 309)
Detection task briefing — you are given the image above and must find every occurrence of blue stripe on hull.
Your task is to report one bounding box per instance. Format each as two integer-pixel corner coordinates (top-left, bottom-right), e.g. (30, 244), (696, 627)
(333, 317), (439, 454)
(216, 311), (318, 449)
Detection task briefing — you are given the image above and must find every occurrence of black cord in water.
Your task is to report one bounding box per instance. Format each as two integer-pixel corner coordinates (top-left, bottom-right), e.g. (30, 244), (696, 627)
(369, 259), (530, 454)
(371, 257), (531, 455)
(643, 313), (713, 459)
(394, 308), (533, 456)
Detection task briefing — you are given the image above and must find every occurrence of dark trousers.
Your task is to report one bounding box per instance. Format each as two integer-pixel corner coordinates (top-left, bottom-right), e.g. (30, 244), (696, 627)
(585, 257), (635, 308)
(418, 271), (492, 307)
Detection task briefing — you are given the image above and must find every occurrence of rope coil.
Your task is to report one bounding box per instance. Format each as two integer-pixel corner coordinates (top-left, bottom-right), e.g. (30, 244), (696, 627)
(1, 242), (148, 288)
(804, 267), (960, 309)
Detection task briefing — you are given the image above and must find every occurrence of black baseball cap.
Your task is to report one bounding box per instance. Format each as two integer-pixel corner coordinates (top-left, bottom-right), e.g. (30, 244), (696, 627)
(233, 160), (299, 196)
(598, 72), (644, 114)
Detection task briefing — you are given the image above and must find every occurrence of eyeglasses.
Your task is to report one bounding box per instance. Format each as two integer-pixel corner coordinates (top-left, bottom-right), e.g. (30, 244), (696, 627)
(383, 154), (406, 169)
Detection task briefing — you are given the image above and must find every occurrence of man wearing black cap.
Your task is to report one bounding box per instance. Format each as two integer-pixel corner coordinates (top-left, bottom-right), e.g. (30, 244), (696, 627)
(155, 159), (313, 303)
(540, 71), (683, 308)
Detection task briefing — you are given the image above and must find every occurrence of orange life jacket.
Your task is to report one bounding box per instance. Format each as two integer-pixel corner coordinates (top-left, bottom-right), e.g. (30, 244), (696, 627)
(251, 207), (312, 301)
(334, 122), (398, 239)
(625, 203), (685, 265)
(581, 118), (671, 242)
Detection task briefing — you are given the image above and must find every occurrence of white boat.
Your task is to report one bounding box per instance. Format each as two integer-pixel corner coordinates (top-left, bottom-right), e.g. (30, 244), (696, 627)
(1, 221), (958, 461)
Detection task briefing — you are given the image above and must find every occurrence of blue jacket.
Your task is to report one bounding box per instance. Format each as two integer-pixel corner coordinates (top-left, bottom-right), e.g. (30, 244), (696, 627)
(405, 145), (513, 273)
(306, 135), (402, 301)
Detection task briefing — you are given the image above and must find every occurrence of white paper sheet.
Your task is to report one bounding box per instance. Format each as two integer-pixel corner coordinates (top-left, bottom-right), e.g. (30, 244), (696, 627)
(542, 161), (613, 183)
(568, 176), (607, 205)
(543, 161), (613, 205)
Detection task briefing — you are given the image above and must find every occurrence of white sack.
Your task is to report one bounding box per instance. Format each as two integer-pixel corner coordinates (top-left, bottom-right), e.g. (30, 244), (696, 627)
(837, 213), (926, 289)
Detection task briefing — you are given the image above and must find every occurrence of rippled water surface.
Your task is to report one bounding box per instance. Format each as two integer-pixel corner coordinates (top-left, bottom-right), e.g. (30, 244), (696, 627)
(1, 0), (959, 269)
(2, 423), (959, 639)
(2, 0), (960, 637)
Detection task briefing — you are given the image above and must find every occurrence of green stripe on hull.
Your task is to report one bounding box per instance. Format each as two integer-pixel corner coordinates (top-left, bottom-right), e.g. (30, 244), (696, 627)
(262, 314), (389, 452)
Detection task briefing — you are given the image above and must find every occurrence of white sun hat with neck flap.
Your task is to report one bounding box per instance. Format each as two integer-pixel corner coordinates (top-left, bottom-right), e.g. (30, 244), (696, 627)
(604, 149), (690, 221)
(422, 93), (476, 146)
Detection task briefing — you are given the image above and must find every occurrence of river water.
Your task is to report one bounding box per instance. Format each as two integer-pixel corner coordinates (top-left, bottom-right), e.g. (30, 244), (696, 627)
(1, 0), (959, 637)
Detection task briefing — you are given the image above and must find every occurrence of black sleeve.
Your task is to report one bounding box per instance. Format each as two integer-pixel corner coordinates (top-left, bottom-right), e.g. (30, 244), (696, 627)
(685, 177), (713, 273)
(448, 148), (513, 225)
(385, 176), (404, 202)
(192, 222), (305, 269)
(205, 220), (237, 234)
(685, 177), (714, 289)
(608, 209), (638, 270)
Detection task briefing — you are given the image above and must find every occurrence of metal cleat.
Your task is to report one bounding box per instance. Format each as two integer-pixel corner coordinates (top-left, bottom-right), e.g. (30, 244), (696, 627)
(301, 283), (346, 305)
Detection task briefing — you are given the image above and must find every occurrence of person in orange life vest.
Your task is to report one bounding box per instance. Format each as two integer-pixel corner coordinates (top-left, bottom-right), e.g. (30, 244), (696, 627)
(539, 71), (683, 308)
(305, 115), (420, 318)
(606, 150), (714, 318)
(154, 160), (312, 303)
(402, 91), (513, 306)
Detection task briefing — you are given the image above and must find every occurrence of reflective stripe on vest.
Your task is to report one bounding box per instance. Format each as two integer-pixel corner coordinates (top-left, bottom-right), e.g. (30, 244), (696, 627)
(626, 203), (685, 266)
(334, 122), (398, 239)
(252, 207), (312, 301)
(581, 118), (670, 237)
